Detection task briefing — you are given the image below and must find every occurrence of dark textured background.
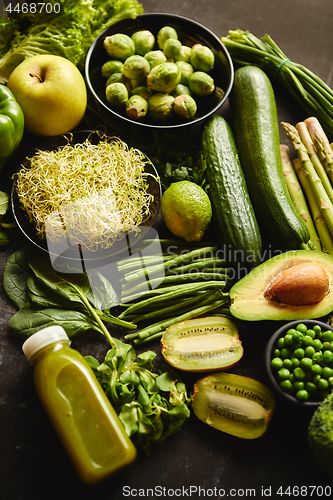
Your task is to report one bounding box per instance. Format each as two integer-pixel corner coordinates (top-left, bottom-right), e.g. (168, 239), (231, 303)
(1, 1), (332, 498)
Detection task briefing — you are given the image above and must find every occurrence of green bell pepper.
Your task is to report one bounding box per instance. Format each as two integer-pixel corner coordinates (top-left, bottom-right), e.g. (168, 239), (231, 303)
(0, 84), (24, 171)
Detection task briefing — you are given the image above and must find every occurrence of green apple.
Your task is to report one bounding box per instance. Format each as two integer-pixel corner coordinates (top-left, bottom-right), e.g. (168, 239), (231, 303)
(7, 54), (87, 137)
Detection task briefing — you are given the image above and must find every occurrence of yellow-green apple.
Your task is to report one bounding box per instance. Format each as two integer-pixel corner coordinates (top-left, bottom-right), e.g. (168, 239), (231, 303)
(7, 54), (87, 137)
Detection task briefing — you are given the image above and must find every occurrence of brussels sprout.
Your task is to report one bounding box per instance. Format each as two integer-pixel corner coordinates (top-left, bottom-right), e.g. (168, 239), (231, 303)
(123, 55), (150, 81)
(189, 71), (215, 96)
(147, 62), (181, 93)
(176, 45), (192, 63)
(101, 60), (124, 79)
(171, 83), (192, 97)
(148, 93), (175, 121)
(163, 38), (182, 60)
(131, 86), (153, 100)
(126, 95), (148, 120)
(131, 30), (155, 56)
(105, 82), (129, 109)
(103, 33), (135, 61)
(175, 60), (194, 86)
(190, 44), (215, 72)
(105, 72), (127, 87)
(144, 50), (167, 69)
(173, 94), (197, 119)
(157, 26), (178, 50)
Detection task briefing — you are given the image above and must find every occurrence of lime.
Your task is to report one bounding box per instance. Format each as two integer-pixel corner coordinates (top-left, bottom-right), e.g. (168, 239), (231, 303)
(161, 180), (212, 242)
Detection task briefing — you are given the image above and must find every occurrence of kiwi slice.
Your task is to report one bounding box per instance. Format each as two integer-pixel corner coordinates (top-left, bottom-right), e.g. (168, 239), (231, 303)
(161, 316), (243, 372)
(191, 372), (275, 439)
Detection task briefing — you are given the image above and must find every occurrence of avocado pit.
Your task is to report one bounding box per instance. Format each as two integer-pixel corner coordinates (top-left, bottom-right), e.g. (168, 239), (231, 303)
(264, 262), (329, 306)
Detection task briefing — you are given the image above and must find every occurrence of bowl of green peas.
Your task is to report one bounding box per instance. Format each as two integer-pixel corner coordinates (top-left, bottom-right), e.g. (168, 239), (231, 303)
(264, 320), (333, 406)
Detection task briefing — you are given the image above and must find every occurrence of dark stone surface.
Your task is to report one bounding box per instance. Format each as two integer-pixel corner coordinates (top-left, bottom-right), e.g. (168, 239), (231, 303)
(1, 1), (332, 498)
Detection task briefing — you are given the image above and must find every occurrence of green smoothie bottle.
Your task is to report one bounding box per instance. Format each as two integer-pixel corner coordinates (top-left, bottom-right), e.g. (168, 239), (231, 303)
(22, 325), (137, 484)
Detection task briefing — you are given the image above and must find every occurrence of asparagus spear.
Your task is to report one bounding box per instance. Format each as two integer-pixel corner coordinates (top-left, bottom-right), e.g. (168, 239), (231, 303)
(293, 157), (333, 255)
(296, 122), (333, 203)
(280, 144), (321, 251)
(282, 122), (333, 237)
(304, 117), (333, 182)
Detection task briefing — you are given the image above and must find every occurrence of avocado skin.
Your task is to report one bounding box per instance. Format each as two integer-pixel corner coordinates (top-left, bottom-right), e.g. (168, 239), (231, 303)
(308, 392), (333, 480)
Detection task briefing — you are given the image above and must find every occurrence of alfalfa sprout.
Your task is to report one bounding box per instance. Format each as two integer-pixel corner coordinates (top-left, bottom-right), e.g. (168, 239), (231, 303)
(15, 135), (157, 252)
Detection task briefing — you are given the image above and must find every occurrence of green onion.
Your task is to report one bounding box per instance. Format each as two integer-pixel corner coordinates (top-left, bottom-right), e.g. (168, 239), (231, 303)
(221, 30), (333, 140)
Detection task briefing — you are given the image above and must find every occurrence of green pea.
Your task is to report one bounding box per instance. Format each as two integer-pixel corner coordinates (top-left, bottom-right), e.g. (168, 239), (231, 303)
(303, 335), (314, 347)
(280, 379), (293, 393)
(304, 346), (316, 358)
(313, 351), (323, 363)
(273, 348), (281, 357)
(271, 357), (283, 371)
(318, 378), (329, 390)
(293, 381), (305, 392)
(305, 381), (317, 394)
(296, 323), (308, 334)
(294, 348), (305, 359)
(311, 363), (323, 375)
(283, 358), (293, 369)
(292, 331), (303, 343)
(300, 357), (313, 370)
(313, 339), (323, 351)
(313, 324), (322, 336)
(277, 337), (285, 349)
(323, 351), (333, 364)
(306, 329), (316, 339)
(278, 368), (291, 380)
(312, 374), (321, 385)
(284, 333), (294, 346)
(322, 366), (333, 379)
(322, 342), (332, 351)
(280, 348), (292, 359)
(293, 367), (306, 380)
(328, 376), (333, 386)
(291, 357), (300, 369)
(322, 330), (333, 342)
(296, 389), (309, 402)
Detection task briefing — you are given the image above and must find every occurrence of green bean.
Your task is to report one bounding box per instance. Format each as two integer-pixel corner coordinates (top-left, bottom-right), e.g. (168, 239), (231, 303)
(121, 280), (226, 303)
(119, 281), (223, 318)
(121, 246), (218, 284)
(122, 274), (226, 298)
(128, 290), (223, 324)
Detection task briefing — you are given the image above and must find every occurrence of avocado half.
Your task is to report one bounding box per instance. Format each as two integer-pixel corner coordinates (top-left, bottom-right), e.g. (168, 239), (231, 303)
(229, 250), (333, 321)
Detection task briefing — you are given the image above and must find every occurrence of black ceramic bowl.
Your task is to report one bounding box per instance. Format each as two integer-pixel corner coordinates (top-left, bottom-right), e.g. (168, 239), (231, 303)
(11, 130), (162, 265)
(85, 13), (234, 131)
(264, 319), (333, 408)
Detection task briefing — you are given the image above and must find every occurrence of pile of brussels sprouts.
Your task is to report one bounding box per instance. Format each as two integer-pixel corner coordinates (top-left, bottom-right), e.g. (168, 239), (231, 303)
(101, 25), (220, 122)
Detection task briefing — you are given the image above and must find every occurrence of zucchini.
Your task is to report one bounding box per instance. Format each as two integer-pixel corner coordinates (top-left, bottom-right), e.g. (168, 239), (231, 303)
(230, 65), (310, 251)
(201, 114), (262, 268)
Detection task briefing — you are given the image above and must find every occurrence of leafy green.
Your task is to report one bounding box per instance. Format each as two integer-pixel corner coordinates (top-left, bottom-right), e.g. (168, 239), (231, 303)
(0, 0), (144, 83)
(4, 246), (191, 453)
(85, 337), (191, 454)
(4, 247), (135, 343)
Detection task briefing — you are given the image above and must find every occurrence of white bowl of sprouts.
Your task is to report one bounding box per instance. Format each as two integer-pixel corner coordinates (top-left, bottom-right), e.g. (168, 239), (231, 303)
(12, 130), (162, 262)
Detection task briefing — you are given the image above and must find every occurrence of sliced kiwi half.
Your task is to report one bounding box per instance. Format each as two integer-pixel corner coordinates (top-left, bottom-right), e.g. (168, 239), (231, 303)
(191, 372), (276, 439)
(161, 316), (243, 372)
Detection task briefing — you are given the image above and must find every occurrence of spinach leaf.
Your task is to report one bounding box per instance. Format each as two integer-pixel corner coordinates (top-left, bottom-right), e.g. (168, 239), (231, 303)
(8, 303), (105, 339)
(3, 246), (34, 309)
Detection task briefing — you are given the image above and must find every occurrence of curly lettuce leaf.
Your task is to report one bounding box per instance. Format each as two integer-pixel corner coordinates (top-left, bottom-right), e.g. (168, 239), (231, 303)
(0, 0), (144, 83)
